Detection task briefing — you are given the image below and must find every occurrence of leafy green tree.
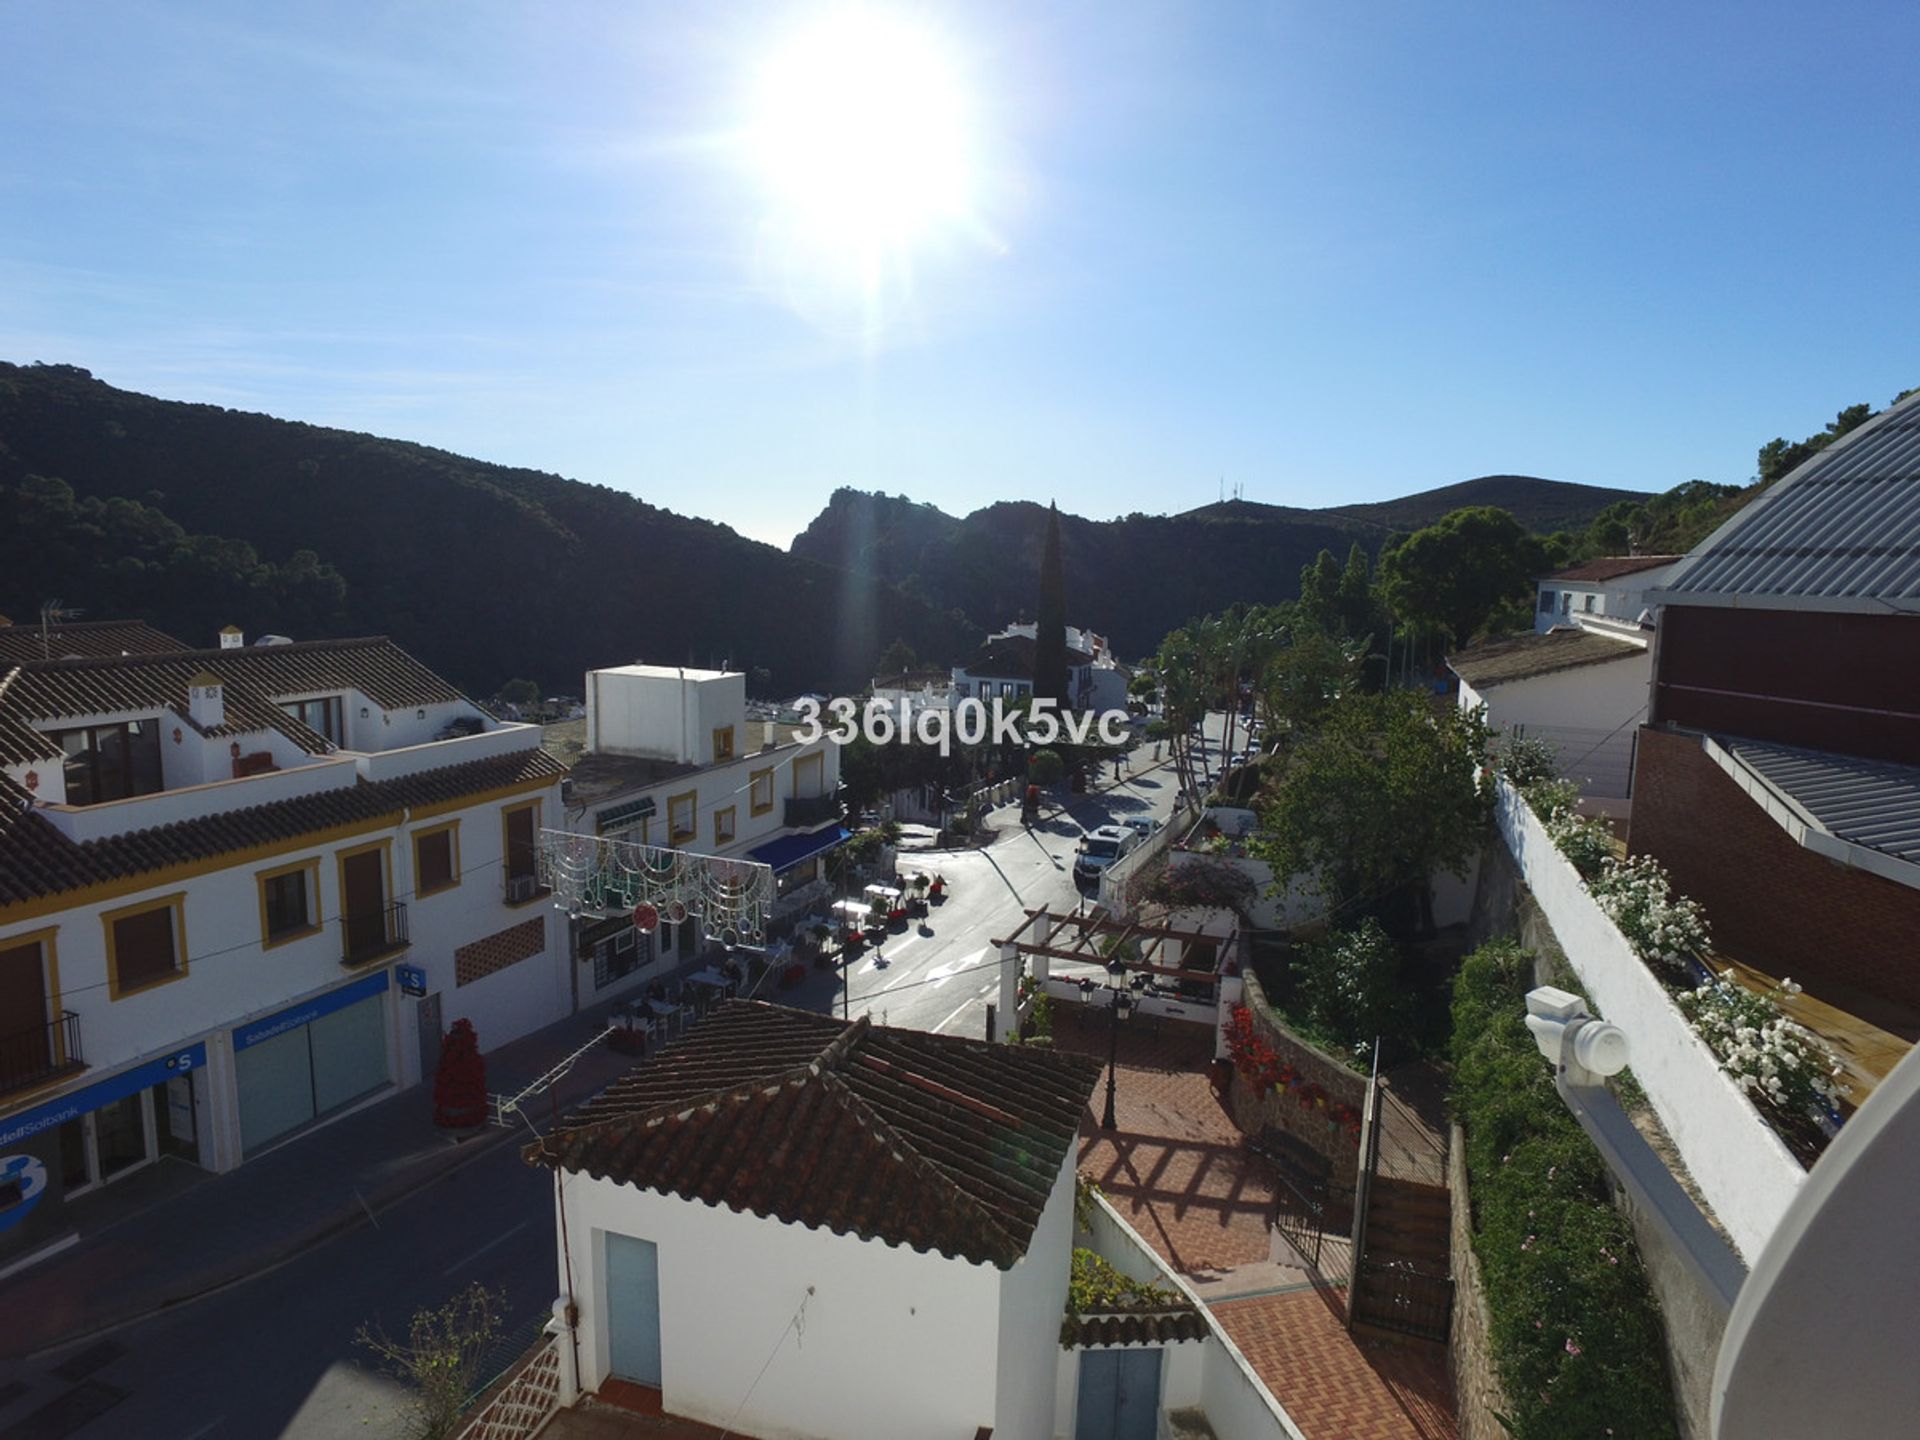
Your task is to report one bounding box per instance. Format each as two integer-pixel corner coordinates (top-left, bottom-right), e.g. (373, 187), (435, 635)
(1254, 688), (1491, 932)
(498, 678), (540, 708)
(1296, 918), (1412, 1058)
(1757, 402), (1874, 487)
(1297, 549), (1343, 635)
(1259, 630), (1363, 737)
(876, 638), (918, 676)
(1375, 505), (1545, 647)
(1028, 747), (1066, 785)
(1032, 503), (1069, 704)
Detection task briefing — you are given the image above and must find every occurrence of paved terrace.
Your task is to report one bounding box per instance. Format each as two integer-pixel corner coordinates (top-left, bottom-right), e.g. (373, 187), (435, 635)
(1057, 1012), (1457, 1440)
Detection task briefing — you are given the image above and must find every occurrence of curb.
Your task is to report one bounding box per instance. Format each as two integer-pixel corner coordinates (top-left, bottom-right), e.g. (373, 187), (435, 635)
(9, 1120), (524, 1364)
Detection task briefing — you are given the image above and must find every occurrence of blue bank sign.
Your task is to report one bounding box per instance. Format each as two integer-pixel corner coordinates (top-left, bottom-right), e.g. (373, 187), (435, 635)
(0, 1042), (207, 1149)
(232, 969), (390, 1052)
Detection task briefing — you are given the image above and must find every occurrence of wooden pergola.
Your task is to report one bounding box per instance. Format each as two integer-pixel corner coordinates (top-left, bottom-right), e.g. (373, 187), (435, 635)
(989, 906), (1239, 1039)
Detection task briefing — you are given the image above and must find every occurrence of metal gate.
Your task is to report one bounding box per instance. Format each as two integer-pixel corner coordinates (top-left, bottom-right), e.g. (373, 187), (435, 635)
(1271, 1172), (1328, 1272)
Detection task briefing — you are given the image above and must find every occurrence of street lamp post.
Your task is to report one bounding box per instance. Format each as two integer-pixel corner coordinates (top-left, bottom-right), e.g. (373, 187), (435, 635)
(1082, 958), (1148, 1131)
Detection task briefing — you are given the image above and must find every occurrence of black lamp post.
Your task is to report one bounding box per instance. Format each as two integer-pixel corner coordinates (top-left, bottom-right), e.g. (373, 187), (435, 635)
(1082, 958), (1148, 1131)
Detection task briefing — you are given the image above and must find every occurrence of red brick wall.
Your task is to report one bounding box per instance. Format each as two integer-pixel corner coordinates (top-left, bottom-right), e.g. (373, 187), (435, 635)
(1652, 607), (1920, 762)
(1629, 726), (1920, 1016)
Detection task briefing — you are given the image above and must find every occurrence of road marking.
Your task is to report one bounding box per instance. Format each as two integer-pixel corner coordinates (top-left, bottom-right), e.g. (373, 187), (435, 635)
(182, 1424), (224, 1440)
(932, 998), (977, 1033)
(442, 1218), (534, 1277)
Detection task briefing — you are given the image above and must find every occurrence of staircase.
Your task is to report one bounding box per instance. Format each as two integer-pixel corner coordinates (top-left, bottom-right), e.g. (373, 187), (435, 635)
(1350, 1176), (1453, 1342)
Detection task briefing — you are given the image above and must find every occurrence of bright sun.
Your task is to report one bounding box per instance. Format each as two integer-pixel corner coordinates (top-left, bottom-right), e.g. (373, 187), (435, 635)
(747, 7), (976, 261)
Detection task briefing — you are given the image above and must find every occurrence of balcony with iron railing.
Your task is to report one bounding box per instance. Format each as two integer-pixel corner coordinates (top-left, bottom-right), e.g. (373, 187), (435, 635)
(340, 901), (409, 967)
(784, 792), (843, 828)
(0, 1011), (85, 1097)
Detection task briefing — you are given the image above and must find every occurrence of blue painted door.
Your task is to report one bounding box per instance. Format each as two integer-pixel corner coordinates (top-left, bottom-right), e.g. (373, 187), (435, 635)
(606, 1233), (662, 1386)
(1075, 1348), (1161, 1440)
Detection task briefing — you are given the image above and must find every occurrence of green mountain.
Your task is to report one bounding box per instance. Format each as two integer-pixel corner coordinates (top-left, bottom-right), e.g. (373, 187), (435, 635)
(791, 475), (1649, 659)
(0, 364), (973, 696)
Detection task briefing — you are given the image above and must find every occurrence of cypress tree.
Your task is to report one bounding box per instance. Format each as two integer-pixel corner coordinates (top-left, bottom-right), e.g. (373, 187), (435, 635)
(1033, 503), (1069, 704)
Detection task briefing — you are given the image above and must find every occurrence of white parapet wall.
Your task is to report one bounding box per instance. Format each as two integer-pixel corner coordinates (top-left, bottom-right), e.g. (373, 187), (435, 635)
(1493, 779), (1806, 1260)
(1082, 1194), (1308, 1440)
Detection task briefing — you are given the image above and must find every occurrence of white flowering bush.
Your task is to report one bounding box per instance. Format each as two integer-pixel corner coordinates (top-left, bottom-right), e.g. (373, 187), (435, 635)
(1544, 805), (1612, 880)
(1588, 854), (1709, 976)
(1676, 972), (1849, 1120)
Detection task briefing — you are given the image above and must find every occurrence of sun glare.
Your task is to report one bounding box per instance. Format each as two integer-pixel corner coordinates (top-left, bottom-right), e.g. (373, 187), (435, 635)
(747, 7), (978, 268)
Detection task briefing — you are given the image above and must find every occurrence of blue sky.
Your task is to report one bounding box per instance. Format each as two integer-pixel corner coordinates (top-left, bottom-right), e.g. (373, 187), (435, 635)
(4, 2), (1916, 548)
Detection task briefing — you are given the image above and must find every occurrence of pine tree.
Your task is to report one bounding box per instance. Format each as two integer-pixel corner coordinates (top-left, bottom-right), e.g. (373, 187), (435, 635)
(432, 1019), (489, 1128)
(1033, 503), (1069, 704)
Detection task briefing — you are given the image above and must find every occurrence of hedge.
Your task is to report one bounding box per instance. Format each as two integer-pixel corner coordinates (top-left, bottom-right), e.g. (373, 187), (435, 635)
(1451, 940), (1680, 1438)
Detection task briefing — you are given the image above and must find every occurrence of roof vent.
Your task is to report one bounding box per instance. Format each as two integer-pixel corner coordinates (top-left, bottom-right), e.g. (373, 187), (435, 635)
(219, 625), (244, 650)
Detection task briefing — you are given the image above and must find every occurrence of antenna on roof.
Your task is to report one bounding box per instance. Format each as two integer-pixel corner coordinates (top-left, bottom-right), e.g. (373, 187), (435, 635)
(37, 599), (83, 661)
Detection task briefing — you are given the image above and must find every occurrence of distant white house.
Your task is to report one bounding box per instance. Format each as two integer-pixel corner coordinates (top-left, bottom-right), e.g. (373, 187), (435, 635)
(1533, 555), (1683, 635)
(558, 664), (845, 994)
(987, 621), (1133, 715)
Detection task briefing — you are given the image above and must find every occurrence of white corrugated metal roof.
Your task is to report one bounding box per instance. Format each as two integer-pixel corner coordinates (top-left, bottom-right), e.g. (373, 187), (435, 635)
(1654, 391), (1920, 613)
(1713, 736), (1920, 880)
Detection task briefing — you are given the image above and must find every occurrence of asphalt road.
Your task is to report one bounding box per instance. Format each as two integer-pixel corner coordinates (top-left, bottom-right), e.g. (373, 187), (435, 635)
(5, 722), (1228, 1440)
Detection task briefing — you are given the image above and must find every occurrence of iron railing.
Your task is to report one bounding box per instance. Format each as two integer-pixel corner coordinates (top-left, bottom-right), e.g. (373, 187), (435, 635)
(340, 901), (409, 966)
(0, 1011), (83, 1094)
(1353, 1257), (1454, 1342)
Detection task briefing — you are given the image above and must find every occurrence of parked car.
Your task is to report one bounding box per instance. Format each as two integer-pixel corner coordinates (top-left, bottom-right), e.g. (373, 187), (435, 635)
(1122, 816), (1159, 841)
(1074, 824), (1140, 883)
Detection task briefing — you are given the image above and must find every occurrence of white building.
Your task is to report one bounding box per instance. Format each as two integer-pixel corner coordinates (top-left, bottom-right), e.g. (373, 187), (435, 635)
(970, 623), (1133, 715)
(1449, 627), (1653, 807)
(0, 625), (566, 1262)
(559, 664), (844, 994)
(1533, 555), (1682, 635)
(526, 998), (1252, 1440)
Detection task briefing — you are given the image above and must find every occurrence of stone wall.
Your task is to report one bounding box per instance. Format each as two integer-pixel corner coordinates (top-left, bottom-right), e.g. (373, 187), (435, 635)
(1226, 970), (1366, 1186)
(1446, 1123), (1511, 1440)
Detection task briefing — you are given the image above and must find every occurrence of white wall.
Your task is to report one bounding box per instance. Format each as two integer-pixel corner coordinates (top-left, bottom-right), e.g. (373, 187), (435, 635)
(588, 667), (745, 765)
(1465, 650), (1651, 799)
(1078, 1194), (1307, 1440)
(996, 1161), (1075, 1439)
(559, 1173), (1005, 1440)
(1493, 780), (1805, 1259)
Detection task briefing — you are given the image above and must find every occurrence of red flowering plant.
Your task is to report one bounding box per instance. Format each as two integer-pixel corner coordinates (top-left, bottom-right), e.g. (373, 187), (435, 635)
(1295, 1081), (1328, 1111)
(1224, 1005), (1292, 1094)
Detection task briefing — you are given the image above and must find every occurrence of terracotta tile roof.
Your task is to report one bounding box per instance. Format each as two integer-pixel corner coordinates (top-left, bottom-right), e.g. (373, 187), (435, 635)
(528, 1001), (1102, 1268)
(0, 637), (472, 762)
(1447, 629), (1644, 688)
(1062, 1307), (1209, 1348)
(0, 745), (566, 909)
(0, 619), (188, 663)
(1541, 555), (1682, 583)
(3, 652), (331, 747)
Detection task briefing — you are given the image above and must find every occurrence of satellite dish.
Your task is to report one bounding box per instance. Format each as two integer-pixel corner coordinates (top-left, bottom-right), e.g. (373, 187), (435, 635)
(1713, 1040), (1920, 1436)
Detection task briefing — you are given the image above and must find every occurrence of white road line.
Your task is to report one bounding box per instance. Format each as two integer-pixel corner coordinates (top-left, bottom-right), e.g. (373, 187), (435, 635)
(182, 1423), (224, 1440)
(932, 998), (976, 1033)
(442, 1218), (534, 1277)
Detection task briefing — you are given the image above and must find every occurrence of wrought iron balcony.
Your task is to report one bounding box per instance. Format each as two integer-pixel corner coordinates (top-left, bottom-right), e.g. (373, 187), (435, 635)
(784, 793), (842, 828)
(0, 1011), (84, 1096)
(340, 901), (409, 966)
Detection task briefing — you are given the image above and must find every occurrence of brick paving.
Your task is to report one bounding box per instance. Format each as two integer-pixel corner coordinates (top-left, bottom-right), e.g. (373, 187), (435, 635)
(1213, 1289), (1458, 1440)
(1058, 1015), (1458, 1440)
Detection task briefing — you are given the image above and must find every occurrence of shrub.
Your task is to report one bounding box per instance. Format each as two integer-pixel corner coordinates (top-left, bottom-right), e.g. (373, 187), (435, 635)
(1451, 940), (1679, 1440)
(1126, 855), (1257, 917)
(1499, 733), (1562, 789)
(1029, 748), (1066, 785)
(1295, 918), (1410, 1061)
(1588, 853), (1710, 978)
(356, 1282), (507, 1440)
(1544, 805), (1612, 879)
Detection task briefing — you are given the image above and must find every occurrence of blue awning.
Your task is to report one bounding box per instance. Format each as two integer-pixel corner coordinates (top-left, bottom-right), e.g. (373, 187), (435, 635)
(749, 823), (852, 874)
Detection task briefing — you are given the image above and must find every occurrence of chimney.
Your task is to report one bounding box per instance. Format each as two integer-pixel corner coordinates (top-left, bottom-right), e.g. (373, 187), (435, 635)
(219, 625), (244, 650)
(188, 670), (226, 730)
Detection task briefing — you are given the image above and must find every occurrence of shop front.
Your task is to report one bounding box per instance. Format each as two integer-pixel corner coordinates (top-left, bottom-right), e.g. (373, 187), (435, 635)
(233, 970), (393, 1156)
(0, 1042), (207, 1259)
